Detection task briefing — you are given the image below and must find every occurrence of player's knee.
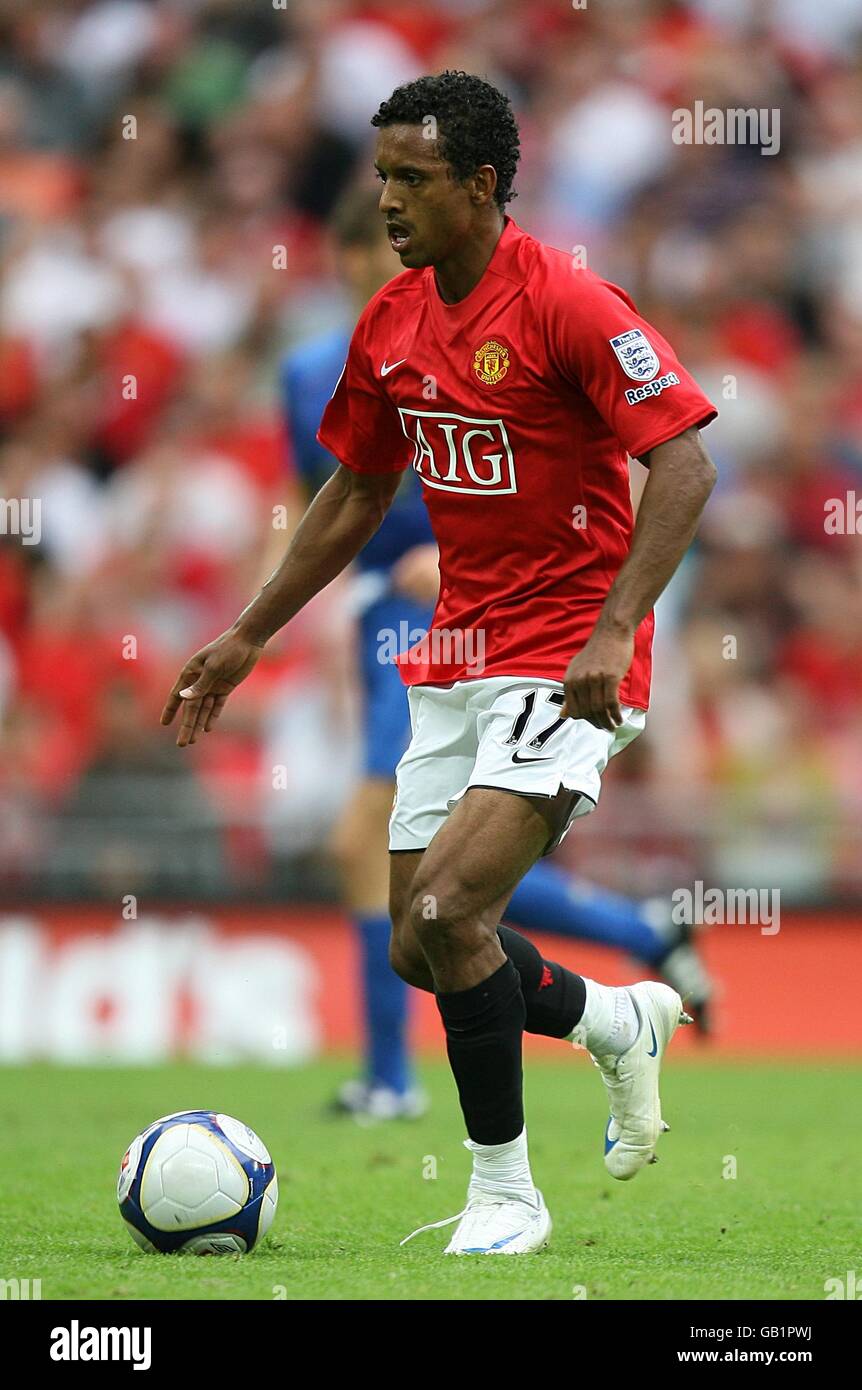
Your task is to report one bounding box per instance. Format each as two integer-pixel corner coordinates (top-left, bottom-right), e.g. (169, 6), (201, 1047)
(408, 879), (475, 951)
(388, 933), (426, 988)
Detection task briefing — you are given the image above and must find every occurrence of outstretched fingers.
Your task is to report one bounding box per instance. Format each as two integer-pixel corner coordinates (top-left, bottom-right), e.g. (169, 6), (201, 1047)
(162, 658), (223, 746)
(203, 693), (228, 733)
(177, 688), (223, 747)
(160, 665), (200, 728)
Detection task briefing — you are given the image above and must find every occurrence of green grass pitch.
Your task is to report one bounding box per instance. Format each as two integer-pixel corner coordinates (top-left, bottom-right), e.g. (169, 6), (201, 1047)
(1, 1057), (857, 1301)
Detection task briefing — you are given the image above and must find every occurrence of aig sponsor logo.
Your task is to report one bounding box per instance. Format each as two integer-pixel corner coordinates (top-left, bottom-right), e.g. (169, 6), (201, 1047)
(398, 409), (517, 495)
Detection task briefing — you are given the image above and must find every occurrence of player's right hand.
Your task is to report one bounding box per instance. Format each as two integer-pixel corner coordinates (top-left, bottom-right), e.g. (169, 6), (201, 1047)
(160, 629), (265, 747)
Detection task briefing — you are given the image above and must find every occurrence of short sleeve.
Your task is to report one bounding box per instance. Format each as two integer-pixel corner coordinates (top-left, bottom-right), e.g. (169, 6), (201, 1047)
(316, 310), (411, 474)
(549, 270), (717, 460)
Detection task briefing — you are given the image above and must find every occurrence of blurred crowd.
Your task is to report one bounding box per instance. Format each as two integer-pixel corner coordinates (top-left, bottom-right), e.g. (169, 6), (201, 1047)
(1, 0), (861, 903)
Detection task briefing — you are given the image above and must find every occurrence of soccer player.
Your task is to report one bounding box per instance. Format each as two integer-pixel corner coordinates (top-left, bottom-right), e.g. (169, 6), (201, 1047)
(163, 72), (718, 1255)
(282, 189), (714, 1124)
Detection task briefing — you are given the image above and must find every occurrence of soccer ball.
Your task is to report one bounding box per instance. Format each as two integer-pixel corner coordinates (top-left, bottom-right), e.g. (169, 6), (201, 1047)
(118, 1110), (278, 1254)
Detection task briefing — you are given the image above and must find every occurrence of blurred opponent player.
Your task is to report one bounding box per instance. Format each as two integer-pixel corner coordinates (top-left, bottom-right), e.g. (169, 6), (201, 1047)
(280, 189), (436, 1121)
(164, 72), (720, 1255)
(280, 189), (713, 1123)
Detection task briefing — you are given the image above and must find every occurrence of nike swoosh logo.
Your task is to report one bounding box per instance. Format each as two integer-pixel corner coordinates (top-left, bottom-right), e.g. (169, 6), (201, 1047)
(511, 751), (553, 764)
(604, 1119), (618, 1154)
(463, 1211), (543, 1253)
(380, 358), (407, 377)
(647, 1019), (658, 1057)
(464, 1231), (524, 1253)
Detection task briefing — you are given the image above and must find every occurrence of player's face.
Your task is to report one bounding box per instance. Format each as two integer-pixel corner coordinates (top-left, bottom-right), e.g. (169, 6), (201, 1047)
(374, 124), (479, 269)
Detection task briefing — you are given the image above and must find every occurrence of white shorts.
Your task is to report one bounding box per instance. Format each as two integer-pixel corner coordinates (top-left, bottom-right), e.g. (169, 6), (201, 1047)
(389, 676), (646, 855)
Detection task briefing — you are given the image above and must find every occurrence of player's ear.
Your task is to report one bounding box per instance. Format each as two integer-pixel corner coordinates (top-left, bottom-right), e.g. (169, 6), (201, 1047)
(471, 164), (498, 206)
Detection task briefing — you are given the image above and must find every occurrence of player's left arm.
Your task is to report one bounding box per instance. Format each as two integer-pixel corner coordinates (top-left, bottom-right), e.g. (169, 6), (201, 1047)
(562, 425), (716, 731)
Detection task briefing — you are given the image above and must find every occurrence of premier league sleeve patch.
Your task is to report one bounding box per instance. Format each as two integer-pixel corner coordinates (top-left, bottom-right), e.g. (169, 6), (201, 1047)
(609, 329), (660, 382)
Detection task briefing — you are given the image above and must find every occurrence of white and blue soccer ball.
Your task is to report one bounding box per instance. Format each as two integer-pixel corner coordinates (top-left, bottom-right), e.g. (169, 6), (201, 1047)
(118, 1111), (278, 1255)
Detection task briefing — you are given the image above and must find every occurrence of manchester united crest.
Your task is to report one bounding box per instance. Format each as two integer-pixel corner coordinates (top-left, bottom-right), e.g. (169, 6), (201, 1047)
(473, 339), (510, 387)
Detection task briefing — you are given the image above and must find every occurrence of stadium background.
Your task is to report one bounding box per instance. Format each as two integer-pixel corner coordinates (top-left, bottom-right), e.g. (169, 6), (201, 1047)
(1, 0), (861, 1068)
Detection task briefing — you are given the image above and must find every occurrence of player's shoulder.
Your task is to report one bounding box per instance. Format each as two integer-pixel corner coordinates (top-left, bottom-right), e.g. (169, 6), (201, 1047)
(512, 223), (636, 317)
(355, 268), (426, 334)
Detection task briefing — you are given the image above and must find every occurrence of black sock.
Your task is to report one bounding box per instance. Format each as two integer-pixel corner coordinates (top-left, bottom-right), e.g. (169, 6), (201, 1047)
(497, 925), (586, 1039)
(436, 958), (525, 1145)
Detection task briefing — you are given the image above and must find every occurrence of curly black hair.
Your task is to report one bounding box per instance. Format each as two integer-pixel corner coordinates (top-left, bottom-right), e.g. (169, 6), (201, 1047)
(371, 71), (520, 209)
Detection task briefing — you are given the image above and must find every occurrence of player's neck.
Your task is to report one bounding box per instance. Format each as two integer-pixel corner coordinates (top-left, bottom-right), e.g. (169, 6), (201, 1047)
(433, 214), (506, 305)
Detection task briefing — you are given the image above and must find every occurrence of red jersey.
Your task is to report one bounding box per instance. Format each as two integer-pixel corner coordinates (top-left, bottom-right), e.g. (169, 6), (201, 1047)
(318, 217), (716, 708)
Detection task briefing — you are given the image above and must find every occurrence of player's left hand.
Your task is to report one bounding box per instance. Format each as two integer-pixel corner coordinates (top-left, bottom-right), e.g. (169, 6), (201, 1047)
(562, 626), (634, 732)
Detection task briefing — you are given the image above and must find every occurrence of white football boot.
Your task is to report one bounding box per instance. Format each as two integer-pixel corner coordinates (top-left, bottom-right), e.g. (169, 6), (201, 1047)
(572, 980), (692, 1180)
(401, 1186), (551, 1255)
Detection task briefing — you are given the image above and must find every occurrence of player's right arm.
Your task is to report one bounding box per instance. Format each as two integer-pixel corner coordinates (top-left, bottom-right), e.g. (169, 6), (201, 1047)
(240, 463), (401, 646)
(160, 464), (401, 746)
(161, 302), (410, 747)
